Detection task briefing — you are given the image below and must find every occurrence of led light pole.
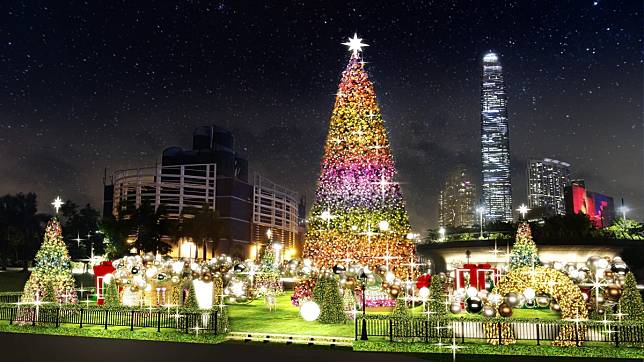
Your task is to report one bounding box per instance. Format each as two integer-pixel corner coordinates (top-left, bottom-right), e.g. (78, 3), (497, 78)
(359, 270), (368, 340)
(476, 206), (484, 239)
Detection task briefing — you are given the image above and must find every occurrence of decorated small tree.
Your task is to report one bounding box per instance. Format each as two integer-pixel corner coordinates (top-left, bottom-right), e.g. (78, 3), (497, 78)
(427, 274), (448, 317)
(254, 239), (283, 299)
(342, 288), (357, 318)
(103, 281), (120, 306)
(21, 217), (77, 304)
(313, 276), (346, 324)
(390, 297), (412, 340)
(184, 282), (199, 309)
(509, 222), (540, 270)
(618, 272), (644, 321)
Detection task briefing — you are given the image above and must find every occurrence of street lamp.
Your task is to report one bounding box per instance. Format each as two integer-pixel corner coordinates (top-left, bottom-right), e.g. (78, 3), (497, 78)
(476, 206), (485, 239)
(618, 205), (629, 221)
(438, 226), (446, 242)
(359, 270), (368, 340)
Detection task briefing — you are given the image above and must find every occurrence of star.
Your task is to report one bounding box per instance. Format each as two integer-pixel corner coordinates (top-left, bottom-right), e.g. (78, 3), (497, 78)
(516, 204), (530, 219)
(342, 33), (369, 57)
(51, 196), (64, 214)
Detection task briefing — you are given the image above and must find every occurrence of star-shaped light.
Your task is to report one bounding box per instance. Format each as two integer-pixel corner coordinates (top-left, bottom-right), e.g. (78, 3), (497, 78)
(516, 204), (530, 219)
(51, 196), (64, 214)
(342, 33), (368, 57)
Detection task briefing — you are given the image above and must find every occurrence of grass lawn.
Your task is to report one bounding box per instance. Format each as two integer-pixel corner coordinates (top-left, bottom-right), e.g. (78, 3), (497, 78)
(0, 271), (95, 292)
(227, 293), (355, 337)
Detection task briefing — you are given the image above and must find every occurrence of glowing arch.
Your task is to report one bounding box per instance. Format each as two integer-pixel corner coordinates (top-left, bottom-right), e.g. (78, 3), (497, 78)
(493, 266), (587, 346)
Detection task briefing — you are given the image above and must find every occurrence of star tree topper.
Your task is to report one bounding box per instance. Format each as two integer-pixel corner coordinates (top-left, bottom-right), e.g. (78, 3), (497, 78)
(342, 33), (369, 57)
(51, 196), (64, 214)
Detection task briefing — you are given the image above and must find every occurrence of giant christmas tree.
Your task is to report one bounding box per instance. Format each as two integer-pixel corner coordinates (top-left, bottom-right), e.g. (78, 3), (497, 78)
(21, 217), (77, 304)
(303, 34), (415, 276)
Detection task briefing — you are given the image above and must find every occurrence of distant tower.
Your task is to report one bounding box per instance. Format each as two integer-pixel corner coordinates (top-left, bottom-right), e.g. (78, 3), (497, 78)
(439, 166), (476, 227)
(480, 52), (512, 222)
(527, 158), (571, 216)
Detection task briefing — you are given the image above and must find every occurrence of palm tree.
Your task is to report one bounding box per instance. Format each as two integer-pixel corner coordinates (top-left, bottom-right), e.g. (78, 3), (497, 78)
(185, 203), (224, 260)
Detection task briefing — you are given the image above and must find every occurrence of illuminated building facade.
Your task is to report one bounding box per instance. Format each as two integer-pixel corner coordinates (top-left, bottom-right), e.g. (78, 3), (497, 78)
(564, 180), (615, 228)
(480, 52), (512, 222)
(438, 167), (476, 227)
(527, 158), (571, 215)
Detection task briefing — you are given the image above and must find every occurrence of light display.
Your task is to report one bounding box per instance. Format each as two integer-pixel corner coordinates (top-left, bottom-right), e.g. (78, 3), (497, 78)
(21, 217), (77, 304)
(568, 182), (615, 228)
(509, 222), (541, 269)
(303, 35), (415, 276)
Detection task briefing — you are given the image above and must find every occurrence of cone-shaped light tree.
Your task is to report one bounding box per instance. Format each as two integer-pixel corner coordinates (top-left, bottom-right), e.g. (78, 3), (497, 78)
(303, 34), (415, 276)
(21, 217), (77, 304)
(509, 222), (541, 270)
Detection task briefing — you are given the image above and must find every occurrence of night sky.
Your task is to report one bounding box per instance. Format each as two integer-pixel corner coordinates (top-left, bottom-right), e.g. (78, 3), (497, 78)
(0, 1), (642, 232)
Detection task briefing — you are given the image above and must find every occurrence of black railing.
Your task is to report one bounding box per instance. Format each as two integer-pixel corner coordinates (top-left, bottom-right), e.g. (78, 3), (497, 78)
(355, 316), (644, 347)
(0, 304), (224, 335)
(0, 293), (22, 304)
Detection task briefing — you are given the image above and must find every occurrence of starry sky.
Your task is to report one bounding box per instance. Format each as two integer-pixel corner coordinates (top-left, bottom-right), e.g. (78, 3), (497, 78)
(0, 1), (642, 232)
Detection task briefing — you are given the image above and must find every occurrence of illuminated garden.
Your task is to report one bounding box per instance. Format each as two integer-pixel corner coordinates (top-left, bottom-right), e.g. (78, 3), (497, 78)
(1, 34), (643, 361)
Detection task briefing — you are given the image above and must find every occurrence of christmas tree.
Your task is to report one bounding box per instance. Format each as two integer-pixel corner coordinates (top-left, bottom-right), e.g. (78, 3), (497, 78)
(254, 238), (283, 297)
(509, 222), (540, 270)
(427, 274), (448, 317)
(618, 272), (644, 321)
(103, 281), (120, 306)
(21, 217), (77, 304)
(184, 282), (199, 309)
(342, 288), (357, 318)
(313, 276), (346, 324)
(303, 34), (415, 276)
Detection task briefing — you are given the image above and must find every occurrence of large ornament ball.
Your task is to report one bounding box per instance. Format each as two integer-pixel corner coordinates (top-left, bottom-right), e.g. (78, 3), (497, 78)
(466, 297), (483, 314)
(505, 292), (519, 307)
(536, 294), (550, 308)
(143, 252), (155, 264)
(498, 303), (513, 317)
(300, 301), (321, 322)
(488, 293), (502, 305)
(523, 288), (536, 301)
(332, 264), (346, 274)
(611, 263), (628, 275)
(233, 264), (246, 272)
(450, 303), (462, 314)
(157, 273), (167, 281)
(171, 276), (180, 284)
(604, 270), (614, 280)
(482, 305), (496, 317)
(131, 266), (139, 275)
(419, 287), (430, 299)
(202, 272), (212, 282)
(466, 287), (478, 299)
(606, 285), (622, 300)
(550, 302), (561, 312)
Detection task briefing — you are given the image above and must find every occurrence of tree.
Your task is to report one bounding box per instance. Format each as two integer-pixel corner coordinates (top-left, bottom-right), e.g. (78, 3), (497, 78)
(185, 203), (224, 259)
(0, 193), (44, 271)
(509, 222), (541, 270)
(342, 288), (357, 317)
(618, 272), (644, 321)
(129, 203), (172, 255)
(254, 237), (282, 298)
(184, 281), (199, 309)
(103, 281), (120, 306)
(313, 276), (346, 324)
(60, 201), (103, 259)
(100, 213), (132, 259)
(427, 274), (448, 318)
(302, 42), (415, 276)
(603, 219), (644, 240)
(21, 217), (77, 304)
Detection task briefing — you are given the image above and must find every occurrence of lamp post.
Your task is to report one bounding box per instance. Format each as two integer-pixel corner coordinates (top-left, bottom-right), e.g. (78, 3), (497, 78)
(359, 271), (368, 340)
(618, 205), (629, 221)
(438, 226), (446, 242)
(476, 206), (484, 239)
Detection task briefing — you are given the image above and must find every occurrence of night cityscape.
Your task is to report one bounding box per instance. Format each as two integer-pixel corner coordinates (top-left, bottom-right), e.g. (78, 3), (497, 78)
(0, 1), (642, 361)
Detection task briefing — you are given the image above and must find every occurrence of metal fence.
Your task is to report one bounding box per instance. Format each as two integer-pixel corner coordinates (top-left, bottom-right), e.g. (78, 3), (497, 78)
(356, 316), (644, 347)
(0, 304), (223, 334)
(0, 293), (21, 304)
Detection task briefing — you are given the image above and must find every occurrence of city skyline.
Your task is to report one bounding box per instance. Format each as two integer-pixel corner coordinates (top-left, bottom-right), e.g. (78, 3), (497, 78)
(0, 1), (641, 232)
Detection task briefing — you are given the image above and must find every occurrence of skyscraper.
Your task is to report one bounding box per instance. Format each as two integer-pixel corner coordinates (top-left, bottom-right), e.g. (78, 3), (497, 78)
(439, 166), (476, 227)
(527, 158), (571, 215)
(480, 52), (512, 222)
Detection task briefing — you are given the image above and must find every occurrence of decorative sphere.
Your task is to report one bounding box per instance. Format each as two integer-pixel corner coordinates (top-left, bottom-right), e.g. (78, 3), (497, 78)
(498, 303), (513, 317)
(488, 293), (502, 305)
(419, 287), (430, 299)
(385, 271), (395, 284)
(523, 288), (536, 301)
(606, 285), (622, 300)
(536, 295), (550, 308)
(300, 301), (321, 322)
(611, 263), (628, 275)
(202, 272), (212, 282)
(171, 276), (180, 284)
(157, 273), (166, 281)
(466, 287), (478, 299)
(450, 303), (462, 314)
(131, 266), (139, 275)
(482, 305), (496, 317)
(550, 302), (561, 312)
(103, 273), (113, 285)
(332, 265), (346, 274)
(466, 297), (483, 314)
(505, 292), (519, 307)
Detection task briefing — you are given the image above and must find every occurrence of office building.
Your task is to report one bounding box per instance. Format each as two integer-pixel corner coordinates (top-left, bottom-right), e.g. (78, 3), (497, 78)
(438, 167), (477, 227)
(527, 158), (571, 216)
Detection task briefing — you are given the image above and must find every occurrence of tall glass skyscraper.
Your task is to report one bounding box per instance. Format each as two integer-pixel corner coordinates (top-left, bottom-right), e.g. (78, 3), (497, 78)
(480, 52), (512, 222)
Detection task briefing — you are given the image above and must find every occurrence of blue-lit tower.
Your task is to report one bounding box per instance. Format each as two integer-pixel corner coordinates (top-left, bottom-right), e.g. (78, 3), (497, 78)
(480, 52), (512, 222)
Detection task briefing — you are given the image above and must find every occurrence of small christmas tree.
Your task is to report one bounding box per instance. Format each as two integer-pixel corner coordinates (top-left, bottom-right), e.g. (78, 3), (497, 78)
(427, 274), (448, 317)
(509, 222), (541, 270)
(342, 288), (357, 318)
(390, 297), (411, 340)
(254, 238), (283, 298)
(168, 282), (184, 306)
(313, 276), (346, 324)
(618, 272), (644, 321)
(212, 275), (224, 306)
(103, 281), (120, 307)
(21, 218), (77, 304)
(184, 282), (199, 309)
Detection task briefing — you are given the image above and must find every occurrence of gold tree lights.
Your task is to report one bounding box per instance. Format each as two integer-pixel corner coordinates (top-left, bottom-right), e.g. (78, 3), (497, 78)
(303, 34), (415, 275)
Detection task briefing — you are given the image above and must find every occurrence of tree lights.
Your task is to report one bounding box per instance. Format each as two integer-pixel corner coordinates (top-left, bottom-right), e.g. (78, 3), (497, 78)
(303, 36), (415, 276)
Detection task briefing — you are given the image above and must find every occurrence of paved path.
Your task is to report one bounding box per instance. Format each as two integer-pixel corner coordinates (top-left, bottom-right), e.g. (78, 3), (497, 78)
(0, 332), (633, 362)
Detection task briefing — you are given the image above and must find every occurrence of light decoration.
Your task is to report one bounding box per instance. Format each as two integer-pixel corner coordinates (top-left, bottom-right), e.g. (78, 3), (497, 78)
(51, 196), (64, 214)
(300, 300), (321, 322)
(302, 34), (415, 277)
(509, 222), (540, 270)
(516, 204), (530, 219)
(192, 279), (214, 310)
(20, 217), (77, 305)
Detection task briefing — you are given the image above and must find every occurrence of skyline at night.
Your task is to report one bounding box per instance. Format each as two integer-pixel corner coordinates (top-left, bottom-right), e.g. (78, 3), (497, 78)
(0, 1), (642, 232)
